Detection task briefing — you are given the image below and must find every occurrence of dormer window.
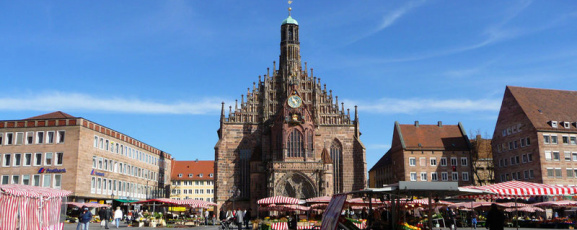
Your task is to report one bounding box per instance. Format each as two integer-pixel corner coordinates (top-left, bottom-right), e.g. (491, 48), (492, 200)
(209, 173), (214, 177)
(178, 174), (183, 177)
(564, 122), (570, 129)
(551, 121), (558, 128)
(188, 174), (193, 178)
(199, 173), (203, 178)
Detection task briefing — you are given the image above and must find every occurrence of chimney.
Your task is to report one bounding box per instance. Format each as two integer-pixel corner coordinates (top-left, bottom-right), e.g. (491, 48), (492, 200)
(438, 121), (443, 127)
(414, 121), (419, 127)
(195, 159), (198, 163)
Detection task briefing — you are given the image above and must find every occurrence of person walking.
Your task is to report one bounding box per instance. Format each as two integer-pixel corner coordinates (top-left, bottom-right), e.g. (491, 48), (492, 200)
(244, 208), (252, 229)
(486, 204), (505, 230)
(114, 207), (123, 229)
(98, 207), (109, 229)
(448, 208), (457, 230)
(235, 208), (244, 230)
(205, 209), (210, 226)
(471, 211), (478, 229)
(77, 206), (93, 230)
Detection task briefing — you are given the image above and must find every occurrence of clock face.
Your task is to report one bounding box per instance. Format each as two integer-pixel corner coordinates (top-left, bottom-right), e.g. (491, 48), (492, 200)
(288, 95), (302, 108)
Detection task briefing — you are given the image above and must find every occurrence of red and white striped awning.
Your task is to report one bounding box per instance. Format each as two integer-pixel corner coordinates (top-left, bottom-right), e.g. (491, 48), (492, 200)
(505, 206), (544, 213)
(257, 196), (300, 205)
(534, 200), (577, 208)
(67, 202), (110, 208)
(305, 196), (332, 203)
(461, 181), (577, 199)
(0, 184), (72, 198)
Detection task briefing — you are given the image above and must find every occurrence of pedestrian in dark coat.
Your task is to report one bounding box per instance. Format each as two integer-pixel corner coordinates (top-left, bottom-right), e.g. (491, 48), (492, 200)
(486, 204), (505, 230)
(77, 206), (93, 230)
(244, 209), (252, 229)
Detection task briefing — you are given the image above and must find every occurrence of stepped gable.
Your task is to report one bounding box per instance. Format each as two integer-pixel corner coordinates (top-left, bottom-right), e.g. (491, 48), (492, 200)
(225, 70), (353, 126)
(25, 111), (77, 120)
(508, 86), (577, 131)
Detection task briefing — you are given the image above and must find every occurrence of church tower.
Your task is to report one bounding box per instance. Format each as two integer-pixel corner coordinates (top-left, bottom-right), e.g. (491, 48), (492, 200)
(214, 5), (367, 212)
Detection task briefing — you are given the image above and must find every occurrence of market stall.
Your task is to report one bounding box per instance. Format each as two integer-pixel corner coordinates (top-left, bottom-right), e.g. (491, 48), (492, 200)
(0, 184), (72, 230)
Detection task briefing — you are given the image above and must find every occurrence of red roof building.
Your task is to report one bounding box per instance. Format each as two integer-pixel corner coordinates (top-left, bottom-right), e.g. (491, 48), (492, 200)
(170, 160), (215, 202)
(369, 121), (474, 187)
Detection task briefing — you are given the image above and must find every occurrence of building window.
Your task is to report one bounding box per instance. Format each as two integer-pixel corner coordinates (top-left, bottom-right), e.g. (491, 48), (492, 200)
(209, 173), (213, 177)
(552, 135), (558, 144)
(524, 170), (529, 179)
(35, 132), (44, 144)
(15, 132), (24, 145)
(430, 158), (437, 166)
(528, 153), (533, 162)
(46, 131), (55, 144)
(409, 157), (416, 166)
(441, 172), (448, 181)
(419, 157), (426, 166)
(571, 137), (577, 145)
(55, 152), (64, 165)
(573, 153), (577, 161)
(3, 154), (11, 167)
(1, 175), (9, 184)
(43, 174), (51, 187)
(410, 172), (417, 181)
(22, 175), (30, 185)
(330, 140), (343, 194)
(462, 172), (469, 181)
(460, 157), (467, 166)
(287, 129), (304, 157)
(552, 121), (558, 128)
(529, 170), (534, 179)
(544, 135), (550, 144)
(420, 172), (427, 181)
(547, 168), (554, 178)
(526, 137), (531, 146)
(0, 133), (3, 145)
(239, 149), (251, 198)
(564, 122), (570, 129)
(510, 157), (515, 165)
(431, 172), (438, 181)
(105, 140), (109, 151)
(54, 175), (62, 188)
(451, 157), (458, 166)
(522, 154), (527, 163)
(178, 174), (182, 178)
(5, 133), (14, 145)
(555, 168), (562, 178)
(553, 151), (560, 161)
(11, 154), (22, 167)
(545, 151), (552, 161)
(514, 140), (518, 149)
(565, 152), (572, 161)
(567, 169), (574, 178)
(440, 157), (447, 166)
(24, 153), (32, 166)
(11, 175), (19, 184)
(452, 172), (458, 181)
(199, 173), (203, 178)
(563, 136), (569, 144)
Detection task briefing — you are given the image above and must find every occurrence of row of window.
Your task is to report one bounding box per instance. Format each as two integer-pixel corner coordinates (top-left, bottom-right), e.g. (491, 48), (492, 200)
(176, 173), (213, 178)
(546, 168), (577, 179)
(498, 153), (533, 167)
(92, 156), (158, 182)
(171, 180), (214, 186)
(544, 135), (577, 145)
(408, 157), (467, 167)
(172, 189), (214, 195)
(500, 170), (535, 182)
(502, 124), (523, 137)
(1, 174), (62, 189)
(0, 131), (65, 146)
(2, 152), (63, 167)
(409, 172), (469, 182)
(172, 197), (215, 202)
(93, 135), (158, 167)
(544, 151), (577, 161)
(496, 137), (531, 153)
(90, 176), (151, 199)
(550, 121), (575, 129)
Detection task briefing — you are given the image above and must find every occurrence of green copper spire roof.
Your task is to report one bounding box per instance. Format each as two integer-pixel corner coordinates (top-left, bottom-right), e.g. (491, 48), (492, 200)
(282, 15), (298, 25)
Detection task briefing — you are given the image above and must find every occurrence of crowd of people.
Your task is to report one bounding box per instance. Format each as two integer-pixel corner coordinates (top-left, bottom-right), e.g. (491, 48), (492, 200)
(218, 208), (253, 229)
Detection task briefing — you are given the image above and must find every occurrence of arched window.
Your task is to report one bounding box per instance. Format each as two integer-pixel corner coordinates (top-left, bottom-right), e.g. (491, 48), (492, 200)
(330, 140), (343, 193)
(287, 129), (304, 157)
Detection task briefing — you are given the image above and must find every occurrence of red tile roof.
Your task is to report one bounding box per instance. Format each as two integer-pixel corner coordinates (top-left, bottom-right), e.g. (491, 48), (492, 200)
(171, 160), (214, 181)
(25, 111), (77, 120)
(398, 123), (470, 151)
(508, 86), (577, 131)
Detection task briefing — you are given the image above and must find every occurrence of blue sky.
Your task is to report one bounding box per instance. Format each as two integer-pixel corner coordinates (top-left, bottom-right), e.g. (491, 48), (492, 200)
(1, 1), (576, 170)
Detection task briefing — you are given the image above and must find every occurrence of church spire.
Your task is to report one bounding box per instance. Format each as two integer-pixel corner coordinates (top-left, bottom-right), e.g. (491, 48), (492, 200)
(279, 0), (301, 94)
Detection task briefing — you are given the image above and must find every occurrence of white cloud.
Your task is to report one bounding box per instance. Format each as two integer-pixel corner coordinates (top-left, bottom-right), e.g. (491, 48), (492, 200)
(346, 0), (427, 45)
(343, 97), (501, 115)
(0, 92), (226, 115)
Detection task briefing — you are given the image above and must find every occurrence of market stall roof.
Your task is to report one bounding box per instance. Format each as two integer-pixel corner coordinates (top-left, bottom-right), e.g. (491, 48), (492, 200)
(114, 199), (139, 203)
(505, 206), (544, 213)
(67, 202), (110, 208)
(461, 180), (577, 199)
(0, 184), (72, 198)
(305, 196), (332, 203)
(257, 196), (301, 205)
(533, 200), (577, 208)
(353, 181), (492, 198)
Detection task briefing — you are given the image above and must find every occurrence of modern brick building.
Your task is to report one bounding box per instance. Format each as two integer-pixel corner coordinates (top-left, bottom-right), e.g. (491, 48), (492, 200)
(215, 12), (366, 211)
(470, 135), (494, 186)
(170, 160), (214, 203)
(0, 111), (172, 204)
(492, 86), (577, 185)
(369, 121), (474, 187)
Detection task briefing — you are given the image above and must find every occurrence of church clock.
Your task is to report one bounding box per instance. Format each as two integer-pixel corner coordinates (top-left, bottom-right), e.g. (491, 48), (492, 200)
(288, 95), (302, 108)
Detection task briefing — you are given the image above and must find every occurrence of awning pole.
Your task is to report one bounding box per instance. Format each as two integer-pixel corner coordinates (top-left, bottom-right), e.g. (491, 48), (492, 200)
(515, 196), (519, 230)
(427, 194), (433, 230)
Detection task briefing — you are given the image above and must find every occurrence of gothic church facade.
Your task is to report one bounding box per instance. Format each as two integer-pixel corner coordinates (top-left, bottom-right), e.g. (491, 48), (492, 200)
(214, 13), (366, 211)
